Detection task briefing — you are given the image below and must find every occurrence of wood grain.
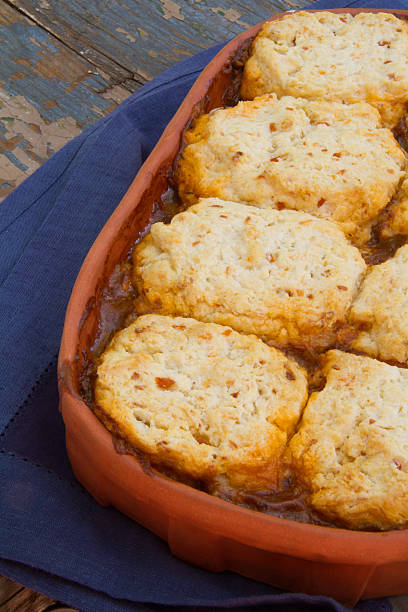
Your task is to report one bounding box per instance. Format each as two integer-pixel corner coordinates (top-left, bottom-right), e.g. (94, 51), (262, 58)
(9, 0), (305, 85)
(0, 0), (130, 201)
(0, 575), (78, 611)
(0, 2), (129, 125)
(0, 576), (22, 606)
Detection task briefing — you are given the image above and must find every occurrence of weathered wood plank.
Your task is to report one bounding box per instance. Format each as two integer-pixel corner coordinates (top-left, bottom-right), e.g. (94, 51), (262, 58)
(1, 579), (55, 611)
(0, 1), (130, 201)
(0, 576), (78, 611)
(0, 84), (128, 201)
(10, 0), (308, 84)
(0, 576), (22, 605)
(6, 0), (142, 89)
(0, 90), (82, 199)
(0, 2), (130, 126)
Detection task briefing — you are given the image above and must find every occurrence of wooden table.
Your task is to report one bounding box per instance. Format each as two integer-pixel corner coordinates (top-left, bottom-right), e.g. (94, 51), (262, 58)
(1, 2), (408, 611)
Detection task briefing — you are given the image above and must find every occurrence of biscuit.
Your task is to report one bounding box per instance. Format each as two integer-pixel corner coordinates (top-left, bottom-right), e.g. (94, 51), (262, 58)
(176, 95), (405, 244)
(95, 314), (308, 490)
(350, 244), (408, 364)
(241, 11), (408, 128)
(380, 176), (408, 239)
(133, 199), (366, 351)
(289, 350), (408, 530)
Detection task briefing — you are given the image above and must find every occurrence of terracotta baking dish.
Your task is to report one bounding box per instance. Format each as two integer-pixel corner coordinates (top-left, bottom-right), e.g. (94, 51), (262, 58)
(58, 9), (408, 606)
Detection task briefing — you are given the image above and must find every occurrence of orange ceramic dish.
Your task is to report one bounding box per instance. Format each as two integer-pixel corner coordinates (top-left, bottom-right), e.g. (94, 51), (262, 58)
(58, 9), (408, 606)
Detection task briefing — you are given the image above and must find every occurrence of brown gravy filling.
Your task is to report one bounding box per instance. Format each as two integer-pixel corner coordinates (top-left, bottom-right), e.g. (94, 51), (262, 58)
(80, 34), (408, 531)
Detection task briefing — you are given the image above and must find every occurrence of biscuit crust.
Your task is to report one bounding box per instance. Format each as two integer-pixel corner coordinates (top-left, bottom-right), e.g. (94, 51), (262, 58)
(133, 199), (366, 351)
(241, 11), (408, 127)
(380, 176), (408, 239)
(176, 95), (405, 244)
(350, 244), (408, 364)
(95, 315), (308, 490)
(289, 350), (408, 530)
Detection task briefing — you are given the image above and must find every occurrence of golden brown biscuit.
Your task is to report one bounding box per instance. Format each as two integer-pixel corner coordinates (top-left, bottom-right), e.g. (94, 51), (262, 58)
(176, 95), (405, 244)
(289, 350), (408, 530)
(241, 11), (408, 127)
(133, 199), (366, 351)
(380, 176), (408, 239)
(95, 315), (308, 490)
(350, 244), (408, 364)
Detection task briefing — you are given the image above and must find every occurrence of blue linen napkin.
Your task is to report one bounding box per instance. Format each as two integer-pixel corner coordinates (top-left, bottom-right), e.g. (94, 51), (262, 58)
(0, 1), (402, 610)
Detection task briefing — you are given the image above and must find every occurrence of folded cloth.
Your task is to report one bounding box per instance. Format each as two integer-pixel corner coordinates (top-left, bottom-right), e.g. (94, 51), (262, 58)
(0, 1), (401, 610)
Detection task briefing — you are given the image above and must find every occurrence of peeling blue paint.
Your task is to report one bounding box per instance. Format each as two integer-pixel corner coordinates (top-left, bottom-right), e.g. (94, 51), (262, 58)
(0, 19), (114, 127)
(3, 150), (28, 172)
(29, 25), (59, 52)
(3, 22), (59, 64)
(1, 73), (112, 124)
(0, 122), (47, 173)
(21, 137), (48, 163)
